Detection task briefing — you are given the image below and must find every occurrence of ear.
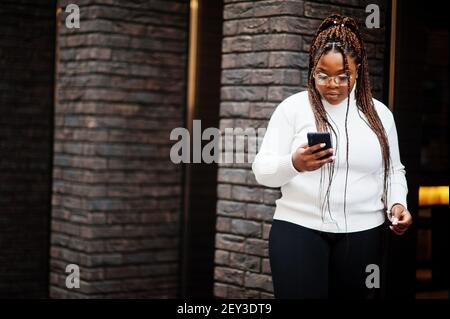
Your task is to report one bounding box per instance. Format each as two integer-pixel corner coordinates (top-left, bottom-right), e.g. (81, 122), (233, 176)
(356, 63), (361, 79)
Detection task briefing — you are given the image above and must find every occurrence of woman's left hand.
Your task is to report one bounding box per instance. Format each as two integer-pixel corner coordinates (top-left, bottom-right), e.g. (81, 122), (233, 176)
(389, 204), (413, 235)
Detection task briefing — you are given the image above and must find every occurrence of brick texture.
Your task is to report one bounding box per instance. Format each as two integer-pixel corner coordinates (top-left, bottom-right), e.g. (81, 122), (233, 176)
(0, 0), (55, 298)
(50, 0), (188, 298)
(215, 0), (388, 298)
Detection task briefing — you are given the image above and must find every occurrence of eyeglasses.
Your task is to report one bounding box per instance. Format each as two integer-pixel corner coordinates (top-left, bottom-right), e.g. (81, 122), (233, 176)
(313, 72), (351, 86)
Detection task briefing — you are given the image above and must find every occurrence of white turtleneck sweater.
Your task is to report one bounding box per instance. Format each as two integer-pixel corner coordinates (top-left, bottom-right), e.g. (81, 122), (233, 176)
(252, 86), (408, 233)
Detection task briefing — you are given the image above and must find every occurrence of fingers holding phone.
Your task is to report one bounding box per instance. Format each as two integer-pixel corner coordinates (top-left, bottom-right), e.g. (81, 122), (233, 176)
(292, 142), (335, 172)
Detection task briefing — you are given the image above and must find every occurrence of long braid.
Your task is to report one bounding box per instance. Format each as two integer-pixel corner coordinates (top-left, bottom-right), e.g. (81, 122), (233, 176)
(309, 45), (339, 223)
(307, 14), (391, 231)
(336, 44), (351, 233)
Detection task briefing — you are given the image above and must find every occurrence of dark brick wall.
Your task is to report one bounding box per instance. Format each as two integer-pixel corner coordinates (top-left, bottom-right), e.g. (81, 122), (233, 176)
(215, 0), (388, 298)
(0, 1), (55, 298)
(50, 0), (188, 298)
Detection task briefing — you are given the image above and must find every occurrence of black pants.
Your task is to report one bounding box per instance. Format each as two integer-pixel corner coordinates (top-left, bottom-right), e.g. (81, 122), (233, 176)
(269, 219), (386, 299)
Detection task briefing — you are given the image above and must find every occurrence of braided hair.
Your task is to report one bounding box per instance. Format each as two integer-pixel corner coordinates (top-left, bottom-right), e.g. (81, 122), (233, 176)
(307, 14), (391, 230)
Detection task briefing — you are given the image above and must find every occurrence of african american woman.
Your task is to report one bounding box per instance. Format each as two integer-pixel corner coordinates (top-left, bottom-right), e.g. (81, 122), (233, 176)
(252, 14), (413, 299)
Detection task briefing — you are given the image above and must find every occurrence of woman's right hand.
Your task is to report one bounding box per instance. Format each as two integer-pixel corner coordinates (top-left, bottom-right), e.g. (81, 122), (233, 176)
(291, 143), (335, 172)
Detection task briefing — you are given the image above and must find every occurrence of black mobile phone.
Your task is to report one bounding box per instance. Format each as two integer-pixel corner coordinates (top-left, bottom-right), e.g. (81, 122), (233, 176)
(307, 132), (333, 160)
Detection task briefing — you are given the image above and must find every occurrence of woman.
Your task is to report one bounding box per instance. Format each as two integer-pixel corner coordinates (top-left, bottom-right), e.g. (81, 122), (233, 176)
(252, 14), (413, 299)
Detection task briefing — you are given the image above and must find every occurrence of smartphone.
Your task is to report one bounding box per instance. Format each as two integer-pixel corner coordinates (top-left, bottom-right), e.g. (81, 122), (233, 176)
(307, 132), (333, 160)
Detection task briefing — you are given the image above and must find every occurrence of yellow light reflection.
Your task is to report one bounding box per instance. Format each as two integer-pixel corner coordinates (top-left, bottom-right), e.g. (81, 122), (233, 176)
(419, 186), (449, 206)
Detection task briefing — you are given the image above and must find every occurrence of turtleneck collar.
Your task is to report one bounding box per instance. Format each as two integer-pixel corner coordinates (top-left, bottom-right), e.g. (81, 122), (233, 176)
(321, 83), (357, 112)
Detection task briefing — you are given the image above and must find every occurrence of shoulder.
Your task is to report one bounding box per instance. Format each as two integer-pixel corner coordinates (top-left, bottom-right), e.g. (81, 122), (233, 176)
(372, 97), (395, 129)
(275, 90), (310, 116)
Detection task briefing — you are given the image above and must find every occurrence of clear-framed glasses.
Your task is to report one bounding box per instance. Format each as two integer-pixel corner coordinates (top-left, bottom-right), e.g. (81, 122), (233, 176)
(313, 72), (351, 86)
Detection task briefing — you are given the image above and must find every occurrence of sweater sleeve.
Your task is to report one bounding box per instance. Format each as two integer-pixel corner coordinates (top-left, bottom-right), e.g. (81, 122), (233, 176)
(386, 114), (409, 212)
(252, 101), (301, 188)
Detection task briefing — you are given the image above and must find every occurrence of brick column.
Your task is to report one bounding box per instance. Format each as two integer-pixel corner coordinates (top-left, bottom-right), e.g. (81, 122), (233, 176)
(0, 1), (55, 298)
(50, 0), (188, 298)
(214, 0), (388, 298)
